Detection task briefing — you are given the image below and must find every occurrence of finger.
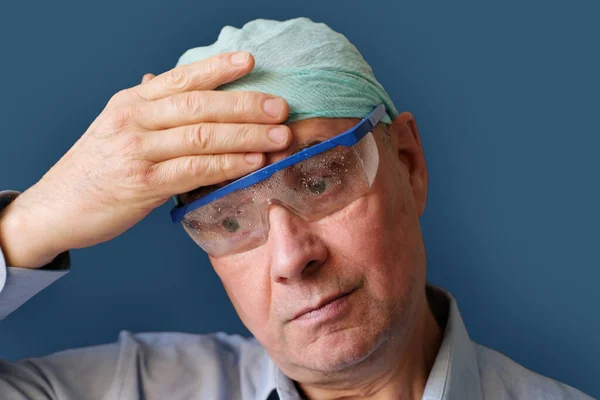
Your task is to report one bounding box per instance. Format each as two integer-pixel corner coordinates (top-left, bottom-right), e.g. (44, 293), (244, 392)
(149, 153), (265, 197)
(133, 51), (254, 102)
(134, 90), (289, 130)
(141, 73), (156, 84)
(144, 123), (291, 162)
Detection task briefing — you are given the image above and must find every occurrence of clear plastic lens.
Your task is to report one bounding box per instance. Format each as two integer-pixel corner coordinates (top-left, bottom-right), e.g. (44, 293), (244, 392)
(182, 132), (379, 257)
(182, 200), (267, 256)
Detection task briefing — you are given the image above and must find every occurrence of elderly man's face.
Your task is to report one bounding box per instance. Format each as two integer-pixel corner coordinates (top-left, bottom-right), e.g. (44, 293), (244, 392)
(209, 113), (428, 381)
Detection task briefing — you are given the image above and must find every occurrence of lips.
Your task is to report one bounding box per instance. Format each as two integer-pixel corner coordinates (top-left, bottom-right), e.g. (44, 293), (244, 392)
(290, 289), (354, 322)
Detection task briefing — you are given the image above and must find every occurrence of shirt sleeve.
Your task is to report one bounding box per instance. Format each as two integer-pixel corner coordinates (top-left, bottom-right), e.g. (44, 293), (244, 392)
(0, 340), (122, 399)
(0, 190), (71, 320)
(0, 330), (267, 400)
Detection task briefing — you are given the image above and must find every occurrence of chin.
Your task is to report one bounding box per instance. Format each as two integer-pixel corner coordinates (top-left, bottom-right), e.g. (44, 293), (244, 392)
(292, 325), (388, 374)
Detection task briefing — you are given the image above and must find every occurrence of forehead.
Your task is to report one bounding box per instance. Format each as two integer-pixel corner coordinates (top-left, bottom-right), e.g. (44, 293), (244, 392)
(267, 117), (361, 163)
(179, 117), (362, 204)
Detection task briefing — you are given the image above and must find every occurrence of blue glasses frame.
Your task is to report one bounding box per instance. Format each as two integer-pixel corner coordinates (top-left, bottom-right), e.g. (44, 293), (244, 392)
(170, 104), (387, 223)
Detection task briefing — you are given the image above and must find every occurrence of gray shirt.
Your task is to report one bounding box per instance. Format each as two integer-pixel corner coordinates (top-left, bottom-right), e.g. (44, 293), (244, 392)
(0, 190), (594, 399)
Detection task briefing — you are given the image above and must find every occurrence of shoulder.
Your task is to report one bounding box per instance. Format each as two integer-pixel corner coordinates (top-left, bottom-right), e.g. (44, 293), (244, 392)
(118, 330), (267, 366)
(473, 342), (593, 400)
(112, 331), (271, 398)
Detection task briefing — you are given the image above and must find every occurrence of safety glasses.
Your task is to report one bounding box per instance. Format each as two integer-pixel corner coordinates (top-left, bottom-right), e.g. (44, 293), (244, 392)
(170, 104), (386, 257)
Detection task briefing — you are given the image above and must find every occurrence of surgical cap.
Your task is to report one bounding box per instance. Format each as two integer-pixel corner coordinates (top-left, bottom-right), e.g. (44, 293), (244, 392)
(175, 17), (398, 124)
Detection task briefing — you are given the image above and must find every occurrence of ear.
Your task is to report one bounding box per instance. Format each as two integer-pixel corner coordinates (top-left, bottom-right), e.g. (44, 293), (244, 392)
(388, 112), (428, 217)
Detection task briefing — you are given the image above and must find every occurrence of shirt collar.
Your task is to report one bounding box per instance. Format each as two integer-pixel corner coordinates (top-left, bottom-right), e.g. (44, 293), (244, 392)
(422, 283), (483, 400)
(258, 283), (484, 400)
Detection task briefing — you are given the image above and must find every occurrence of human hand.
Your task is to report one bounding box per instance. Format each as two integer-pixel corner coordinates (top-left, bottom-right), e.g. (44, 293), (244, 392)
(0, 51), (290, 268)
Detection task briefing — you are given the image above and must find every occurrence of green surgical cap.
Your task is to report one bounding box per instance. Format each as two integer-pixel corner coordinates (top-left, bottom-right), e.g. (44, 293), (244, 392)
(175, 17), (398, 124)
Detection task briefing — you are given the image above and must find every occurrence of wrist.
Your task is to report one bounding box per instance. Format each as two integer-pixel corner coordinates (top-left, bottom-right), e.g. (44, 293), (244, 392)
(0, 200), (64, 269)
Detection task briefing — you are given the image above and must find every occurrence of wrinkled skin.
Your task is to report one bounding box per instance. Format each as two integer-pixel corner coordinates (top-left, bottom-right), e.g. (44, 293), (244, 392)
(209, 113), (441, 399)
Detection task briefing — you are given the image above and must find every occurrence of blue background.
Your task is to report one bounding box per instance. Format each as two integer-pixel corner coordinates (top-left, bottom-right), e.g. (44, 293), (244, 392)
(0, 1), (598, 397)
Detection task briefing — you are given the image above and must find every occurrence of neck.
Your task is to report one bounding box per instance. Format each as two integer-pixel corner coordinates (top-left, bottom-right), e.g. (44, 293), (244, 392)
(296, 291), (443, 400)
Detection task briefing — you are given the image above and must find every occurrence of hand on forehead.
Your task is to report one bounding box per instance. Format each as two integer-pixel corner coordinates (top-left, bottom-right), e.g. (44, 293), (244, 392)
(175, 17), (396, 207)
(179, 117), (362, 205)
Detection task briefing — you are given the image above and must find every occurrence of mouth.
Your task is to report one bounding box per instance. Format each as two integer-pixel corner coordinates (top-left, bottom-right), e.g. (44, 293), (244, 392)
(291, 288), (356, 322)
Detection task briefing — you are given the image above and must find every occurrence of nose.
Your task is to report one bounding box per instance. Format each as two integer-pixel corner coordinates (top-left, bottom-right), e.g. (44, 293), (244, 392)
(266, 204), (328, 283)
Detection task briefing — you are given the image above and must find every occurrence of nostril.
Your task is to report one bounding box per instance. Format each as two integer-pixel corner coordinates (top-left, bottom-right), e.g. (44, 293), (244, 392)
(303, 259), (321, 274)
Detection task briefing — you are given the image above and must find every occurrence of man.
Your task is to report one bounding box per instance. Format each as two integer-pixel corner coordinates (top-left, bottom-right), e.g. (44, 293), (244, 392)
(0, 17), (593, 400)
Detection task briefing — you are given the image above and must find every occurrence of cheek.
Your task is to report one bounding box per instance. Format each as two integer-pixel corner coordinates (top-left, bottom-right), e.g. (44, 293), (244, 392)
(320, 171), (425, 301)
(211, 256), (273, 339)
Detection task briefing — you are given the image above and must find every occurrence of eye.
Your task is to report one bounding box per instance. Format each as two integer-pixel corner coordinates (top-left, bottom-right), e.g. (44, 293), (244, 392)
(307, 177), (327, 194)
(299, 173), (341, 197)
(222, 216), (240, 233)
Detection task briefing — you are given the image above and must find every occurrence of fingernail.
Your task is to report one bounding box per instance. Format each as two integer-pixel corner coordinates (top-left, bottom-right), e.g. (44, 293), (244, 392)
(231, 51), (250, 65)
(263, 99), (284, 118)
(245, 153), (263, 165)
(268, 126), (289, 144)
